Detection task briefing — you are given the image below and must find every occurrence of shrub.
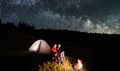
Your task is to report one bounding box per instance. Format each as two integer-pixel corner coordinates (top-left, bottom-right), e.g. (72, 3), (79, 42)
(38, 57), (73, 71)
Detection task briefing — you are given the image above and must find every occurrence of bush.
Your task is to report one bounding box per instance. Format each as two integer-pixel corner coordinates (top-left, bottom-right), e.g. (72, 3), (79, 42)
(38, 57), (73, 71)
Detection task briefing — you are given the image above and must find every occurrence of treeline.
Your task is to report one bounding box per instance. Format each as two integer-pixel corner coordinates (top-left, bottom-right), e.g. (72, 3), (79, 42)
(0, 19), (35, 34)
(1, 18), (120, 42)
(0, 19), (37, 51)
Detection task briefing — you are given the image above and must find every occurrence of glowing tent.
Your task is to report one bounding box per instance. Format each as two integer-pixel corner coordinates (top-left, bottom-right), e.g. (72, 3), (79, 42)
(29, 39), (51, 54)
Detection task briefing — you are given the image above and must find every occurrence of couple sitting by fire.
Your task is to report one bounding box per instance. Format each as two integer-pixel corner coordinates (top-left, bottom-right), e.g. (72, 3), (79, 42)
(51, 44), (65, 64)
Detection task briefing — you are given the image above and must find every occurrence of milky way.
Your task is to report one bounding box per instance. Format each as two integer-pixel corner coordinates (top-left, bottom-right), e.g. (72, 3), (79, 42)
(0, 0), (120, 34)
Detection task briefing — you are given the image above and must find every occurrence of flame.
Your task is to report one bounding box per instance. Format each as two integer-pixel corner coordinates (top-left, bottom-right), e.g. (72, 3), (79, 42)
(74, 59), (83, 70)
(78, 59), (83, 70)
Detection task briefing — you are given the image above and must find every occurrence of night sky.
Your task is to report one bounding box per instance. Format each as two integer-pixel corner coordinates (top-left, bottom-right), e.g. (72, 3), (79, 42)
(0, 0), (120, 34)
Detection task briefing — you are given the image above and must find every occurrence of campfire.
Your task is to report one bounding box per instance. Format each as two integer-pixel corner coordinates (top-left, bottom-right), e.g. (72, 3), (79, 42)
(74, 59), (83, 71)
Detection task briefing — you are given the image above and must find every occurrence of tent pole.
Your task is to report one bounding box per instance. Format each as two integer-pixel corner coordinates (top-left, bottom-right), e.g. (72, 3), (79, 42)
(37, 41), (41, 53)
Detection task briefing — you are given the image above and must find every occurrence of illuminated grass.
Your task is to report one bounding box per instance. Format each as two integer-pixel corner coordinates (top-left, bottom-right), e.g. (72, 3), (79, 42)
(38, 57), (73, 71)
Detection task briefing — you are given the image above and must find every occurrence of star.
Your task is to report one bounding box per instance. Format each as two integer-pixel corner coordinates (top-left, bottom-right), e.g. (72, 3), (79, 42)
(0, 0), (120, 34)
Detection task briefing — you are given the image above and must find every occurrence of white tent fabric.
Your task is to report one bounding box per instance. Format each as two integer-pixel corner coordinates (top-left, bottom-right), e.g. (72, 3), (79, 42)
(29, 39), (51, 54)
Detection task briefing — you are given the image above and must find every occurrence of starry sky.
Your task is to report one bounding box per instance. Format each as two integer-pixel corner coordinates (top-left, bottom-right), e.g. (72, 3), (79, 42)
(0, 0), (120, 34)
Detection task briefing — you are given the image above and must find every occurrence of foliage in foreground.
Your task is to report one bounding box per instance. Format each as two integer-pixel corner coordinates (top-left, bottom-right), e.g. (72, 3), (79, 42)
(38, 58), (73, 71)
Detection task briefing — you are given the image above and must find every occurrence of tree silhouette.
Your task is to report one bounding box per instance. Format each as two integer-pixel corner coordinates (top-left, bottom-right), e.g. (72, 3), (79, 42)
(0, 19), (1, 24)
(18, 22), (35, 33)
(5, 22), (17, 29)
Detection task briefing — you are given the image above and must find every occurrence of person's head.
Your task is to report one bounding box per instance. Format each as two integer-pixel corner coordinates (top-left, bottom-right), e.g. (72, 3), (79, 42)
(53, 44), (57, 48)
(62, 51), (64, 53)
(58, 44), (61, 48)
